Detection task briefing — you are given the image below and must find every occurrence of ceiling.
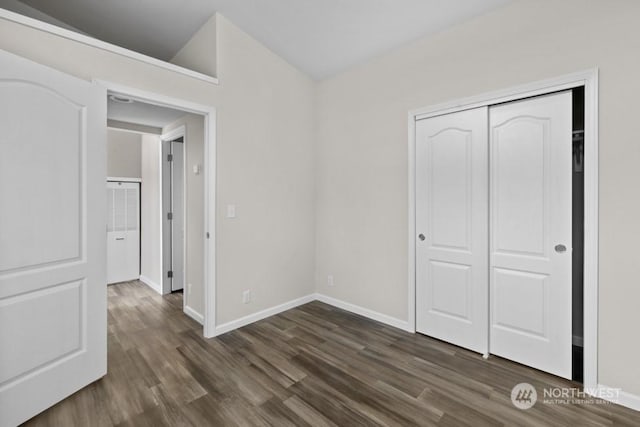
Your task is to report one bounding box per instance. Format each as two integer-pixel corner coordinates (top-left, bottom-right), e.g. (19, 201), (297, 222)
(107, 95), (187, 129)
(12, 0), (512, 80)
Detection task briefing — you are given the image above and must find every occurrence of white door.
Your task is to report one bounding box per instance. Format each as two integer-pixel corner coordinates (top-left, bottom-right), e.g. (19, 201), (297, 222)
(415, 107), (489, 354)
(0, 50), (106, 426)
(489, 92), (572, 379)
(171, 142), (185, 292)
(162, 139), (184, 292)
(107, 181), (140, 284)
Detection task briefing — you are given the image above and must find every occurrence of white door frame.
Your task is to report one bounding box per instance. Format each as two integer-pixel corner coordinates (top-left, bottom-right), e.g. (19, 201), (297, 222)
(95, 80), (217, 338)
(407, 69), (599, 389)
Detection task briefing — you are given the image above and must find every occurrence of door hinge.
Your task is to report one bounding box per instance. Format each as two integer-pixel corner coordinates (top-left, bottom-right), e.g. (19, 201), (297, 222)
(167, 154), (173, 162)
(167, 212), (173, 220)
(168, 270), (173, 278)
(206, 232), (210, 239)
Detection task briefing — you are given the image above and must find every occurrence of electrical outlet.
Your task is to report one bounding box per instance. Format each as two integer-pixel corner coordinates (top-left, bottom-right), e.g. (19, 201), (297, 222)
(327, 275), (335, 286)
(242, 289), (251, 304)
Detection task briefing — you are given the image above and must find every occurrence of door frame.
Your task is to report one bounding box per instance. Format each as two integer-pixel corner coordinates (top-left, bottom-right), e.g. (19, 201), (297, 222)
(96, 80), (217, 338)
(407, 69), (599, 389)
(160, 126), (187, 300)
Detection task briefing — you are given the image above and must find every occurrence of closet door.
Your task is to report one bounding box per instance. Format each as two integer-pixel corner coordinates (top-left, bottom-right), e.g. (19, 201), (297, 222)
(489, 92), (572, 379)
(107, 182), (140, 284)
(415, 107), (488, 354)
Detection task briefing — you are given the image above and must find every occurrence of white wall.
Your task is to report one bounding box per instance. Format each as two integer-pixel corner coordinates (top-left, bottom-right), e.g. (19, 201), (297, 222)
(0, 12), (316, 328)
(107, 129), (141, 179)
(163, 114), (206, 317)
(140, 135), (162, 289)
(167, 14), (317, 324)
(214, 16), (316, 324)
(315, 0), (640, 396)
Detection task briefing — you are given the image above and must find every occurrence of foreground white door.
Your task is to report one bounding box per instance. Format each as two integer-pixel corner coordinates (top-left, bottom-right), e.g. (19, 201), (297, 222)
(489, 92), (572, 379)
(415, 107), (489, 354)
(0, 50), (106, 425)
(107, 181), (140, 284)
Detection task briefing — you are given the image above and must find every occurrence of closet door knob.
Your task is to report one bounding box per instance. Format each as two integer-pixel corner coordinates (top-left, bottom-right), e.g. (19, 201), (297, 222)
(554, 244), (567, 253)
(418, 234), (426, 241)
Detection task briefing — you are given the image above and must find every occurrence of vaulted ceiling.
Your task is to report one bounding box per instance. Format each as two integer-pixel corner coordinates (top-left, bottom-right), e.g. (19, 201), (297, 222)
(10, 0), (513, 79)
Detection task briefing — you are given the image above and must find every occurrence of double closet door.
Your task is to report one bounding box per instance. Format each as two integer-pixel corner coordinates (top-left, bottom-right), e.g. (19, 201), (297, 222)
(415, 91), (573, 379)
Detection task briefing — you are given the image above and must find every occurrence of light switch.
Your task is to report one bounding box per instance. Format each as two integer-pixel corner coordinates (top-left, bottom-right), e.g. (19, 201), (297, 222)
(193, 164), (200, 175)
(226, 204), (236, 218)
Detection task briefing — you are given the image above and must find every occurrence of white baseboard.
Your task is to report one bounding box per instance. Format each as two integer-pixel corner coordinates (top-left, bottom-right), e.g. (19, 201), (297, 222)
(139, 275), (162, 295)
(593, 384), (640, 412)
(314, 293), (412, 333)
(211, 293), (412, 338)
(213, 294), (316, 336)
(184, 305), (204, 325)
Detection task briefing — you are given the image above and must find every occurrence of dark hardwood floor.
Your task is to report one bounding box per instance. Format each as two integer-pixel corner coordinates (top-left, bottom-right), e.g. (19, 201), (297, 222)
(23, 280), (640, 426)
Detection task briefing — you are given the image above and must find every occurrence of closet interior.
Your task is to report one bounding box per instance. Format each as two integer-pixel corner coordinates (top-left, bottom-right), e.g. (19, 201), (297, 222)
(572, 87), (585, 383)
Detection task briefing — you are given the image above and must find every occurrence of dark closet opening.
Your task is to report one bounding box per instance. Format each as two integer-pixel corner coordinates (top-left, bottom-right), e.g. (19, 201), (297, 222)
(572, 87), (585, 383)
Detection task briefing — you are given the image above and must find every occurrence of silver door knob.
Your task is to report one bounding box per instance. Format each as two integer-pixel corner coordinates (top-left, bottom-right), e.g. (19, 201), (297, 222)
(418, 234), (426, 241)
(555, 244), (567, 253)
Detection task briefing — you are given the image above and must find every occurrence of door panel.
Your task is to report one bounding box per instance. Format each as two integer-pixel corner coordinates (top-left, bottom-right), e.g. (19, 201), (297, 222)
(0, 280), (82, 384)
(489, 92), (572, 379)
(415, 107), (488, 354)
(493, 118), (548, 255)
(0, 83), (81, 273)
(429, 131), (471, 250)
(493, 269), (547, 337)
(429, 261), (471, 321)
(0, 49), (106, 426)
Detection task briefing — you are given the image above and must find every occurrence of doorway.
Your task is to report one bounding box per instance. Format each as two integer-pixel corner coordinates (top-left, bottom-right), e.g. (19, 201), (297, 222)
(408, 70), (598, 387)
(102, 83), (217, 337)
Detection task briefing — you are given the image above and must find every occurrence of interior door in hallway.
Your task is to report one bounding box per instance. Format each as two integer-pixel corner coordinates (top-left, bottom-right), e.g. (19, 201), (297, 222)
(171, 141), (184, 292)
(162, 138), (184, 292)
(489, 91), (572, 379)
(0, 49), (106, 426)
(415, 107), (489, 354)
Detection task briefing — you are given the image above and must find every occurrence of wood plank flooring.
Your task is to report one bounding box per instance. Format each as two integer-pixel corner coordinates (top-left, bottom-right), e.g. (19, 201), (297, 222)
(23, 280), (640, 426)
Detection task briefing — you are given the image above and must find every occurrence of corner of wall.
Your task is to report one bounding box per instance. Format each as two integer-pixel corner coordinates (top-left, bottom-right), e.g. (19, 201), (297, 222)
(170, 13), (217, 78)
